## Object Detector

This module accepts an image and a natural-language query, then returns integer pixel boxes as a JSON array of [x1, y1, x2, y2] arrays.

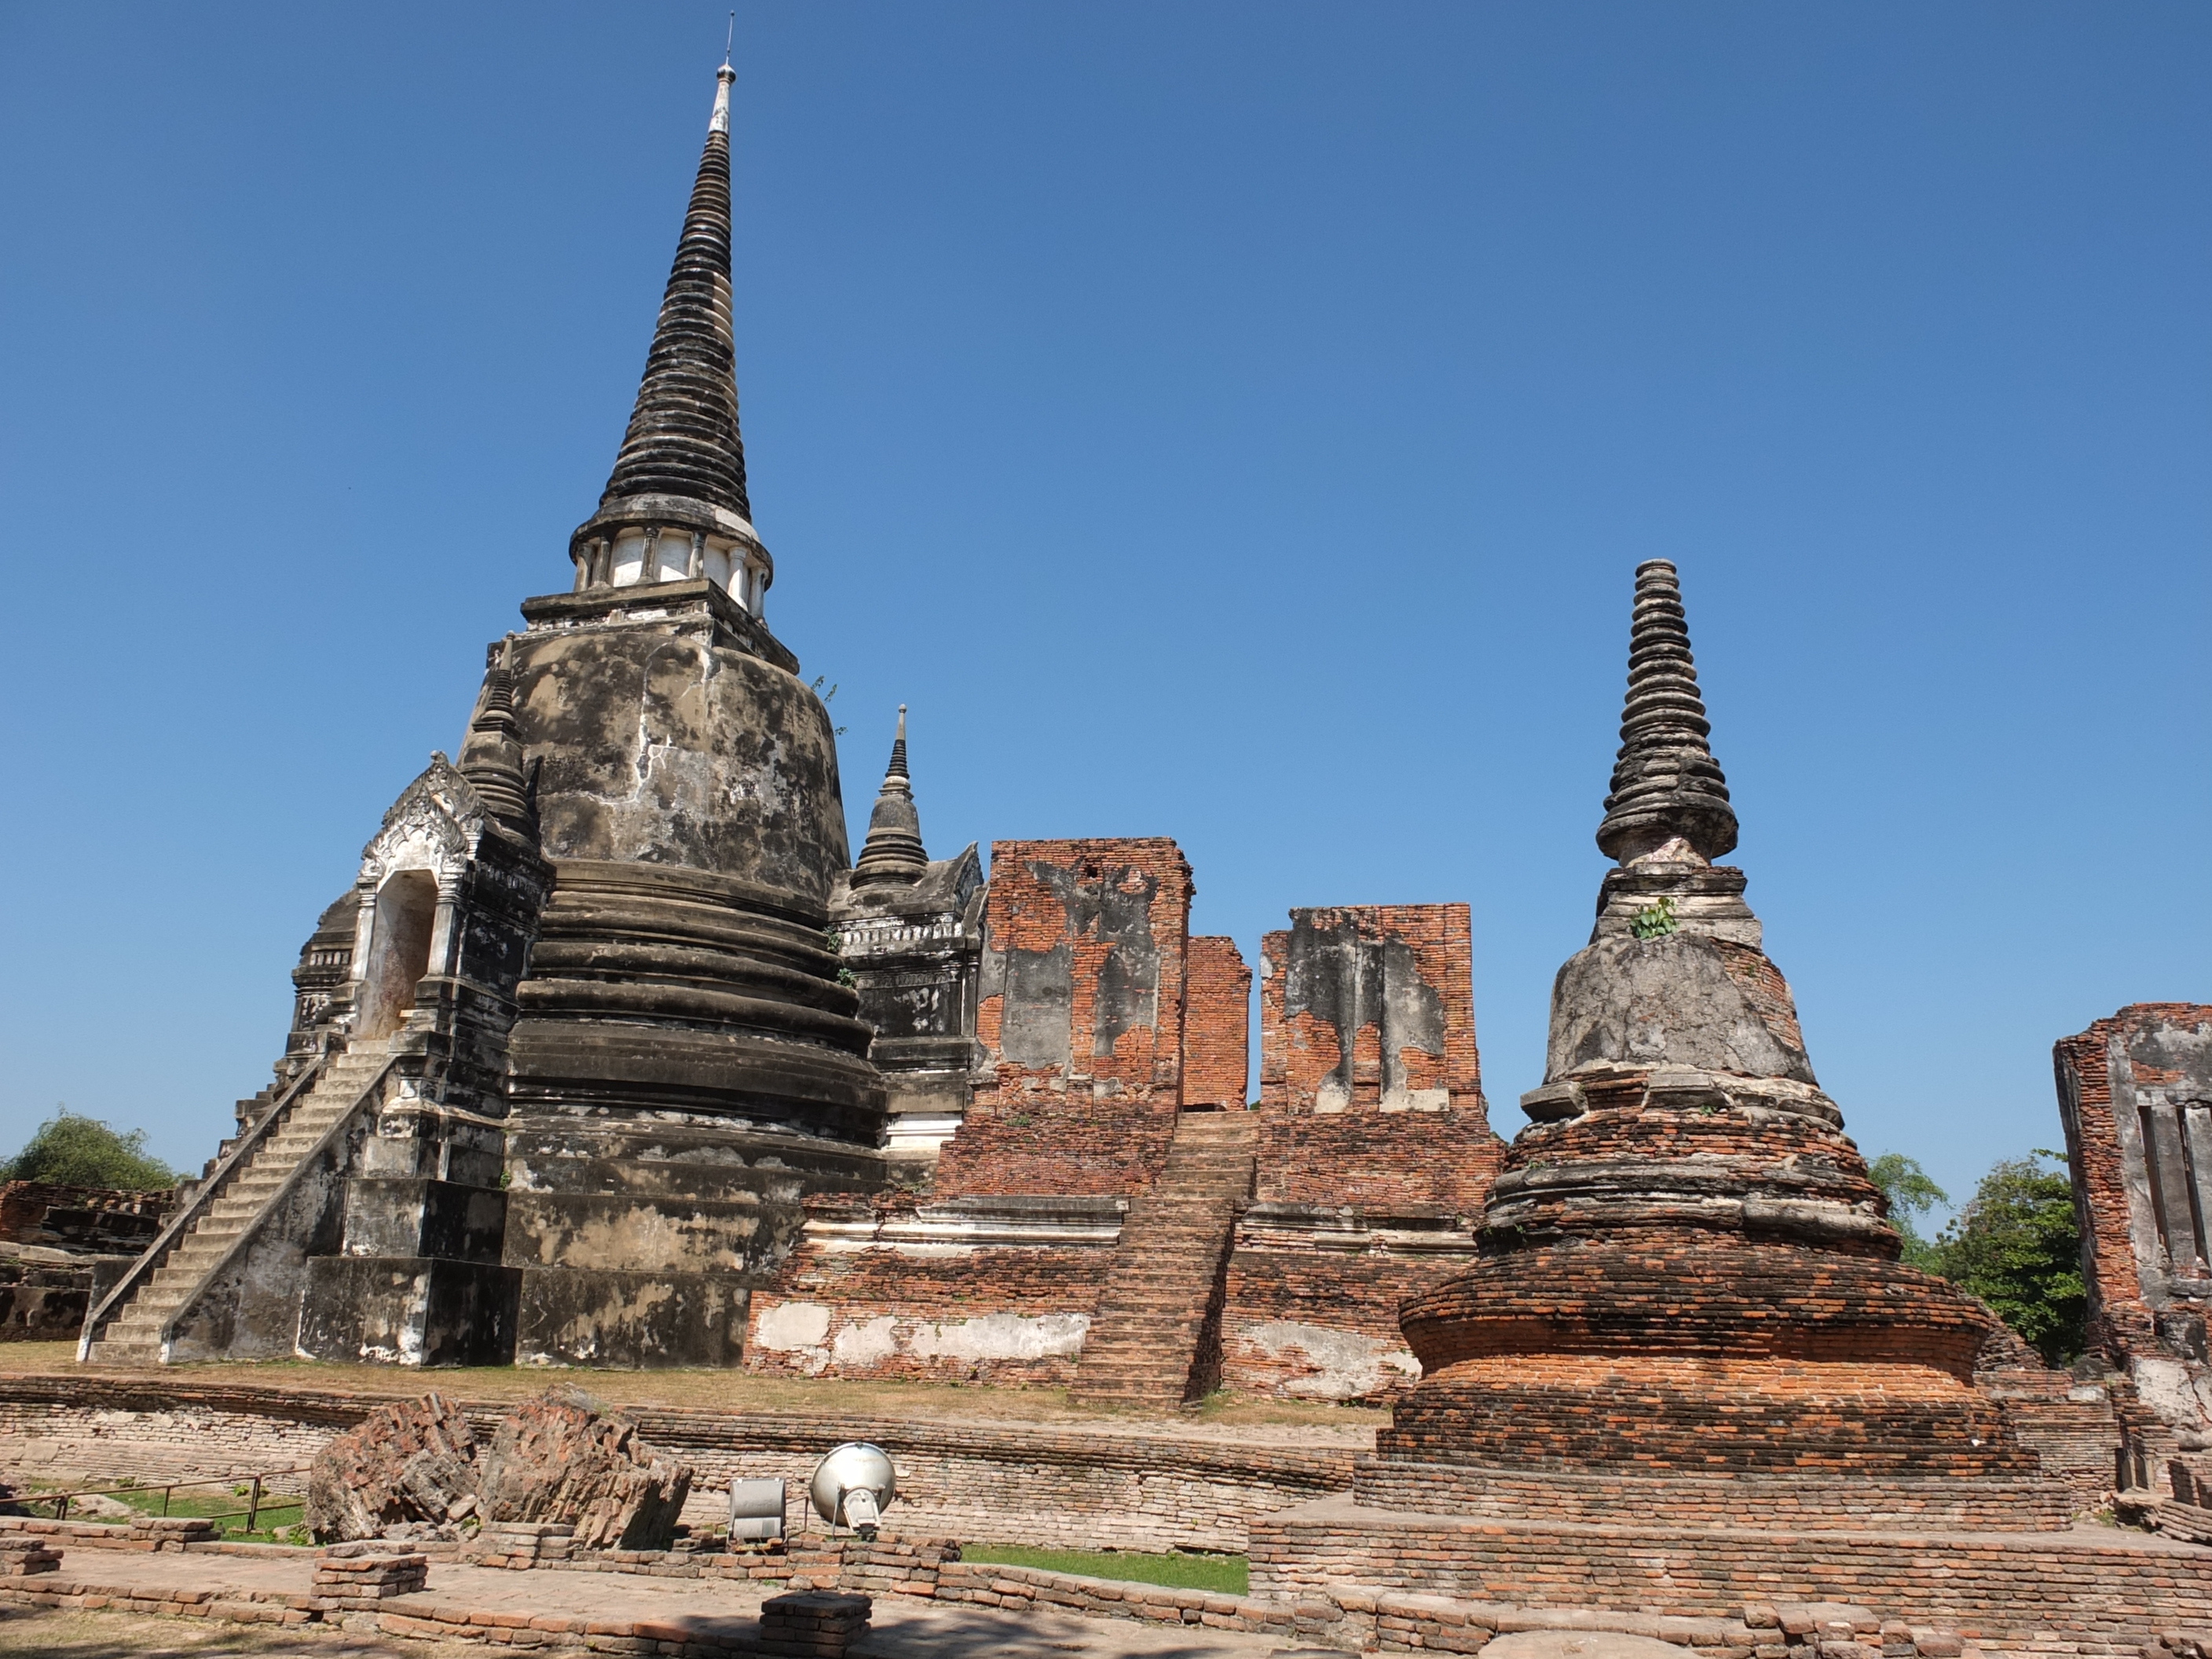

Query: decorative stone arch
[[342, 756, 488, 1042]]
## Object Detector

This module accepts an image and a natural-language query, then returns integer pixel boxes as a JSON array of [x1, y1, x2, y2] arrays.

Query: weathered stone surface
[[832, 711, 987, 1172], [306, 1391, 478, 1542], [474, 1385, 693, 1550]]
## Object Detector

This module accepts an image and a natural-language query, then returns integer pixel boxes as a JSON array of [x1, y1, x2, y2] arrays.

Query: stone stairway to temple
[[83, 1041, 395, 1364], [1071, 1110, 1256, 1407]]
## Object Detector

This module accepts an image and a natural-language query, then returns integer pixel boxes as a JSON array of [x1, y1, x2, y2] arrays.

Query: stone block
[[512, 1266, 746, 1368], [298, 1255, 521, 1368]]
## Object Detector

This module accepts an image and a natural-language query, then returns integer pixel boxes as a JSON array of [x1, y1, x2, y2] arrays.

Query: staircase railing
[[77, 1053, 335, 1360]]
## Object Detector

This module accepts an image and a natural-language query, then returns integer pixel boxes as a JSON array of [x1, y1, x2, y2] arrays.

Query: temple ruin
[[75, 60, 1502, 1388]]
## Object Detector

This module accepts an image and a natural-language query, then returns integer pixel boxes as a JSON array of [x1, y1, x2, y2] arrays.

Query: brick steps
[[1071, 1111, 1255, 1407], [84, 1045, 394, 1364]]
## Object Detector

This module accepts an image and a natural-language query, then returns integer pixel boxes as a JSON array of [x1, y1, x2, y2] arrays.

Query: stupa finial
[[457, 640, 537, 837], [1595, 560, 1738, 864], [851, 707, 928, 888], [887, 705, 910, 782]]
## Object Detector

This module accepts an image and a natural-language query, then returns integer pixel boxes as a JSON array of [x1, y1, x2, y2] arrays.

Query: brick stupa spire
[[1367, 562, 2049, 1513], [1596, 559, 1737, 863], [851, 708, 929, 889]]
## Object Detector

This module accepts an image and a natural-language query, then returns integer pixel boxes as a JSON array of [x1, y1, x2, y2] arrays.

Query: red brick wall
[[1254, 905, 1500, 1213], [1221, 1243, 1470, 1401], [1181, 936, 1251, 1108], [934, 839, 1192, 1197]]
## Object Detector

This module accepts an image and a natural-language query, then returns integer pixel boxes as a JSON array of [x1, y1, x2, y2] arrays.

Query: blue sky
[[0, 3, 2203, 1216]]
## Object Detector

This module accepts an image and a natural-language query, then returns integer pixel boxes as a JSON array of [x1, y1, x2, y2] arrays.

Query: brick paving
[[5, 1544, 1290, 1659]]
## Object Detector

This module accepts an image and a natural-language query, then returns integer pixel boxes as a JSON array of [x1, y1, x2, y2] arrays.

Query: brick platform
[[1350, 1456, 2077, 1532], [1250, 1495, 2212, 1653]]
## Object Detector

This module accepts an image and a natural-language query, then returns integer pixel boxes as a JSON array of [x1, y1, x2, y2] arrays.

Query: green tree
[[1931, 1151, 2086, 1368], [0, 1108, 177, 1192], [1867, 1152, 1948, 1271]]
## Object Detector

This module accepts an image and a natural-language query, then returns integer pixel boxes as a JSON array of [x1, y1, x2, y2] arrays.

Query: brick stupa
[[1363, 559, 2062, 1526]]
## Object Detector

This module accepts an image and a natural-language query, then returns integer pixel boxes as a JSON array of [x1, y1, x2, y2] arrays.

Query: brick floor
[[13, 1544, 1291, 1659]]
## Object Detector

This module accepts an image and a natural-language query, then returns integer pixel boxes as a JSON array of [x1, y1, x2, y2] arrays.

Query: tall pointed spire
[[851, 707, 929, 889], [567, 62, 772, 613], [1595, 560, 1738, 864], [601, 63, 749, 518]]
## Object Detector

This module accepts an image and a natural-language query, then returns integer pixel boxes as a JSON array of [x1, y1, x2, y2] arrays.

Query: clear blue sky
[[1, 4, 2203, 1216]]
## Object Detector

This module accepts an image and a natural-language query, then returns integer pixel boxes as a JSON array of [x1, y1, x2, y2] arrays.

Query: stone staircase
[[83, 1042, 394, 1364], [1071, 1110, 1256, 1407]]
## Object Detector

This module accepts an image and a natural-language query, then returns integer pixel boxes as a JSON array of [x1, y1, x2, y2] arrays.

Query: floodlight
[[729, 1478, 786, 1542], [808, 1442, 895, 1538]]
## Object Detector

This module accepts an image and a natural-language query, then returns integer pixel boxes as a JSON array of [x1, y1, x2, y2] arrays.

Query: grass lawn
[[959, 1543, 1248, 1595], [16, 1476, 304, 1542], [0, 1342, 1384, 1438]]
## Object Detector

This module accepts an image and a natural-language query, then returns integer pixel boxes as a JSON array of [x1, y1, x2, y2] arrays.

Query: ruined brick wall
[[1254, 905, 1500, 1213], [1218, 904, 1501, 1400], [0, 1374, 1351, 1553], [932, 839, 1192, 1197], [1221, 1236, 1473, 1401], [1181, 936, 1251, 1108], [2055, 1004, 2212, 1361], [0, 1181, 169, 1253], [743, 1203, 1111, 1386], [1250, 1507, 2212, 1638]]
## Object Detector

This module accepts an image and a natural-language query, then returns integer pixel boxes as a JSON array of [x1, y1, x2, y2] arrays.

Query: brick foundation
[[1250, 1495, 2212, 1652]]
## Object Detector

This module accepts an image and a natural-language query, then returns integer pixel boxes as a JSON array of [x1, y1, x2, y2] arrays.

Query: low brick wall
[[0, 1373, 1354, 1553], [0, 1520, 2177, 1659], [1251, 1496, 2212, 1654], [1350, 1457, 2078, 1533]]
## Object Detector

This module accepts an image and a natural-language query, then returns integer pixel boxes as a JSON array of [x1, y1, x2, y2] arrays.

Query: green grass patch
[[959, 1543, 1247, 1595], [20, 1480, 304, 1542]]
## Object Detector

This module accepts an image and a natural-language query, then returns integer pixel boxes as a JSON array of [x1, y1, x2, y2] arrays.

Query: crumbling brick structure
[[932, 838, 1194, 1198], [1217, 905, 1501, 1401], [2056, 1003, 2212, 1489], [1182, 936, 1252, 1108], [1309, 558, 2072, 1599], [1254, 905, 1492, 1210]]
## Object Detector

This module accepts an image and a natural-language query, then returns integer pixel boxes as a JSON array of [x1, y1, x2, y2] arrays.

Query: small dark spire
[[458, 642, 537, 838], [1595, 560, 1738, 864], [598, 63, 751, 520], [851, 707, 928, 888]]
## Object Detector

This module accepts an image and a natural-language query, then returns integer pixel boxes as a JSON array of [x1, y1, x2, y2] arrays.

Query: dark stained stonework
[[597, 62, 751, 522], [831, 712, 986, 1174], [82, 63, 888, 1372]]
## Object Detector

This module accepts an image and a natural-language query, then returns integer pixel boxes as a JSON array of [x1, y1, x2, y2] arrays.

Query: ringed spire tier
[[568, 61, 773, 617], [1595, 558, 1737, 864]]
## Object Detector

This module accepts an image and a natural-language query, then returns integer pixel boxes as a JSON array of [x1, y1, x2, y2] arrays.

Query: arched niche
[[356, 870, 440, 1040]]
